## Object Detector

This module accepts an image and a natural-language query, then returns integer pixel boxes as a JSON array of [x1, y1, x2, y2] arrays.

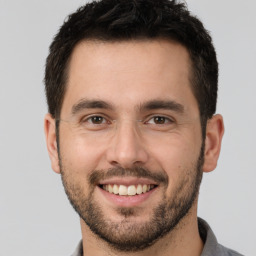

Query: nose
[[106, 120, 149, 168]]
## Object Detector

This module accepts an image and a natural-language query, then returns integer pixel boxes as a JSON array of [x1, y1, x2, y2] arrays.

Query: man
[[44, 0, 242, 255]]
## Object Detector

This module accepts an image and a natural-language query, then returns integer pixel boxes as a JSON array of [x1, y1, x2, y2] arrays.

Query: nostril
[[110, 160, 119, 167]]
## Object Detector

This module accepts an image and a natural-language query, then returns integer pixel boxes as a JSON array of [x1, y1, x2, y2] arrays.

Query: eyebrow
[[139, 100, 184, 113], [71, 99, 114, 115], [71, 98, 184, 116]]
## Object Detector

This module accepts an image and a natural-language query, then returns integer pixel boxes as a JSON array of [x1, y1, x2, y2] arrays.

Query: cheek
[[149, 131, 202, 182], [59, 128, 107, 173]]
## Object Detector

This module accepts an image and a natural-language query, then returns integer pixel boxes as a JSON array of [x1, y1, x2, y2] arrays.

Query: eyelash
[[145, 116, 174, 125], [80, 114, 175, 126], [80, 115, 110, 126]]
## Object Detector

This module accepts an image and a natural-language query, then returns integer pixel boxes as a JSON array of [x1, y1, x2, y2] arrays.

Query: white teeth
[[136, 184, 143, 195], [113, 184, 119, 194], [119, 185, 128, 196], [102, 184, 154, 196], [127, 185, 136, 196], [108, 184, 113, 193]]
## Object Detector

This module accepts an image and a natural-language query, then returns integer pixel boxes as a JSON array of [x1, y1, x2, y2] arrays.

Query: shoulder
[[216, 244, 244, 256], [198, 218, 244, 256]]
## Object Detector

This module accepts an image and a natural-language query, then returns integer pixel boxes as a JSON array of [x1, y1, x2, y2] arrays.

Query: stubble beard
[[59, 146, 204, 252]]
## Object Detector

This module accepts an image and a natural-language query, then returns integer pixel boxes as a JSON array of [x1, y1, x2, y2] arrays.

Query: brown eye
[[153, 116, 166, 124], [79, 115, 110, 131], [146, 115, 174, 126], [89, 116, 105, 124]]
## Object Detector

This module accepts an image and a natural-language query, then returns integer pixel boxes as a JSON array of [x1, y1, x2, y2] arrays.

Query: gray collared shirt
[[71, 218, 244, 256]]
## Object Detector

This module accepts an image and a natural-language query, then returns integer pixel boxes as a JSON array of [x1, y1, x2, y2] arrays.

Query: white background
[[0, 0, 255, 255]]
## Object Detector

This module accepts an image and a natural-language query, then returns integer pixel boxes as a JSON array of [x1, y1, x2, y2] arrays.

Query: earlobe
[[203, 114, 224, 173], [44, 113, 60, 174]]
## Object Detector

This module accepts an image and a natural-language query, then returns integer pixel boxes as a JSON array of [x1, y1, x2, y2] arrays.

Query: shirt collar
[[71, 218, 238, 256]]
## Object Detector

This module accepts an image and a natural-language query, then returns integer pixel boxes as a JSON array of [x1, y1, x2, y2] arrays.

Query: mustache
[[89, 166, 168, 185]]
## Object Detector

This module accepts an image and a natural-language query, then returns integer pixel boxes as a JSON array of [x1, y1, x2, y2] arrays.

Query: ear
[[44, 113, 60, 174], [203, 114, 224, 173]]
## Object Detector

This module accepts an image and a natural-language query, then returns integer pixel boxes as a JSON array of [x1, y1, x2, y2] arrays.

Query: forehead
[[61, 39, 198, 117]]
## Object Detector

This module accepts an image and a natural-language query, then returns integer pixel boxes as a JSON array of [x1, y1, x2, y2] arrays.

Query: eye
[[87, 116, 106, 124], [80, 115, 110, 128], [146, 116, 173, 125], [77, 114, 113, 132]]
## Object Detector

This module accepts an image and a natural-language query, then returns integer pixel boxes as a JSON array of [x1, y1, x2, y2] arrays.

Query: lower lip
[[98, 186, 157, 207]]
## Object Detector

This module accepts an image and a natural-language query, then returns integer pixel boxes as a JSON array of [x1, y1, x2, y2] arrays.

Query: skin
[[45, 40, 224, 256]]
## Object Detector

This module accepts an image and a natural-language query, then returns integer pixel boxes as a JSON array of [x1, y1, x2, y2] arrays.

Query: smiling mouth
[[99, 184, 157, 196]]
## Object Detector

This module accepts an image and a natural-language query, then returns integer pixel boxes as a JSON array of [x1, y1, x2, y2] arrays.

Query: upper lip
[[98, 177, 159, 186]]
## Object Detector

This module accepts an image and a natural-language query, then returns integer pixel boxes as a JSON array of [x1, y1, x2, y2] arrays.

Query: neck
[[80, 204, 203, 256]]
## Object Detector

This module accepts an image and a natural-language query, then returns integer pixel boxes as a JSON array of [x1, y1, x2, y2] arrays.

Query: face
[[50, 40, 206, 251]]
